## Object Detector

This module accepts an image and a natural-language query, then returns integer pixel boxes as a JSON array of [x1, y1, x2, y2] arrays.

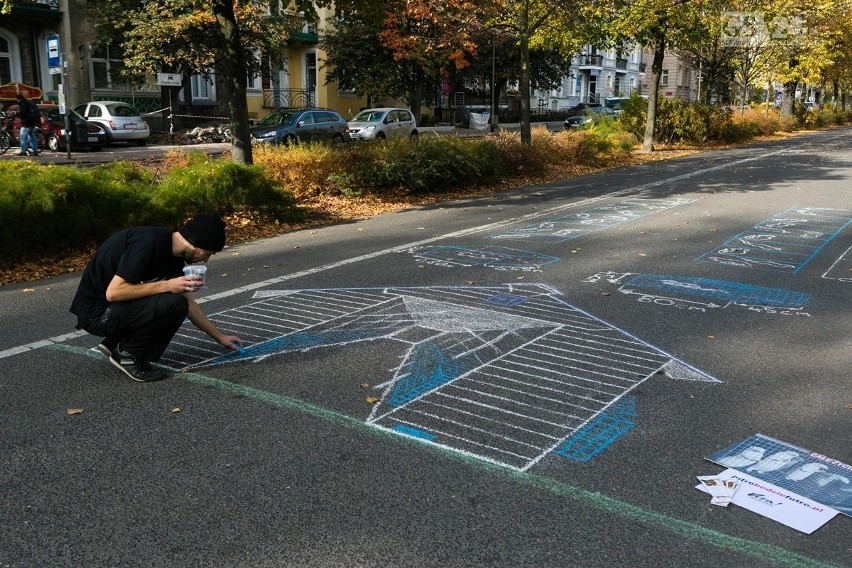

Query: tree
[[332, 0, 594, 144], [322, 8, 571, 126], [608, 0, 706, 152], [320, 8, 448, 121], [84, 0, 306, 164]]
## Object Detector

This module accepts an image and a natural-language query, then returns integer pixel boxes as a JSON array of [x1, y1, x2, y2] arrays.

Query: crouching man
[[70, 213, 243, 382]]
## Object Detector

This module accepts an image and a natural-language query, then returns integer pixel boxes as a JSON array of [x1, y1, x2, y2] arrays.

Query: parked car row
[[2, 103, 106, 151], [1, 100, 151, 152], [249, 107, 418, 145]]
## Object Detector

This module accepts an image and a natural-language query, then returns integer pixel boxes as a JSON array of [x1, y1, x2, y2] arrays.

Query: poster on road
[[707, 433, 852, 516], [701, 434, 851, 532]]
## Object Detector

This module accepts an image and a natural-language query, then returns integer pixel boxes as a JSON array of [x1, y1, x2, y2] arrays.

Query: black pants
[[83, 294, 189, 362]]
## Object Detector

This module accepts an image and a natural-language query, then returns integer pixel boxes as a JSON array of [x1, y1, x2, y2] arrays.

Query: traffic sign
[[46, 35, 60, 69], [157, 73, 182, 87]]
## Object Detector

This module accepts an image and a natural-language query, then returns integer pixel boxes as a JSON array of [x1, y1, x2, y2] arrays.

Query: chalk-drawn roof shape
[[402, 296, 554, 332], [161, 284, 719, 472]]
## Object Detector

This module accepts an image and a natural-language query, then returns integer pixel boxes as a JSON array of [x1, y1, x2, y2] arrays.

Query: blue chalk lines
[[489, 197, 694, 243], [555, 396, 636, 462], [695, 207, 851, 273], [585, 272, 812, 316], [404, 245, 559, 271]]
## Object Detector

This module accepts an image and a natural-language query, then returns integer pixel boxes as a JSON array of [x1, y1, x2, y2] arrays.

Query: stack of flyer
[[696, 475, 741, 507]]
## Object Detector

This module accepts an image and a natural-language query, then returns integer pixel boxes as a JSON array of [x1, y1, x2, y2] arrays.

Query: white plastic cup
[[183, 264, 207, 291]]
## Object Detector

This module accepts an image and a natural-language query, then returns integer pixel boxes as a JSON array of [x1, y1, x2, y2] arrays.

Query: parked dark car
[[564, 107, 617, 130], [250, 107, 349, 145], [566, 102, 603, 117], [6, 103, 106, 151]]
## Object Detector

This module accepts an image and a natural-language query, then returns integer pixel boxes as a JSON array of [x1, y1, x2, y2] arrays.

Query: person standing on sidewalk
[[16, 94, 40, 156], [70, 213, 244, 382]]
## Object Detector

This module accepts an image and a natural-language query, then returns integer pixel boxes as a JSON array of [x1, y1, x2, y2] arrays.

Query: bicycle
[[0, 110, 17, 154]]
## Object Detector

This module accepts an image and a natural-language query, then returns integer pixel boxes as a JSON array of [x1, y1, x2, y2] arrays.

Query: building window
[[91, 43, 125, 89], [0, 36, 11, 84], [0, 30, 20, 84], [190, 73, 216, 103], [660, 69, 669, 86]]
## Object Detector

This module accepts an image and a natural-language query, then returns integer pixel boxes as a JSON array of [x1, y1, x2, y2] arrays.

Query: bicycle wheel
[[0, 132, 11, 154]]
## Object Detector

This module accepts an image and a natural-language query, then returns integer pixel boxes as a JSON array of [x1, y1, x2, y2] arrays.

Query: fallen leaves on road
[[66, 408, 84, 416], [366, 396, 380, 405]]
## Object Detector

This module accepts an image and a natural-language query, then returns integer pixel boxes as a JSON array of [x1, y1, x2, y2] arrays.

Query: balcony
[[615, 58, 628, 70], [10, 0, 61, 18], [578, 54, 604, 69], [263, 88, 316, 109]]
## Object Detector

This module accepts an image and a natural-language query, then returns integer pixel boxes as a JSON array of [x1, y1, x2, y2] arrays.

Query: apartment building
[[0, 0, 366, 127], [532, 45, 645, 111]]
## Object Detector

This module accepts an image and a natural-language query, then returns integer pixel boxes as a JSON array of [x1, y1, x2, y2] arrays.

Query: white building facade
[[532, 45, 645, 111]]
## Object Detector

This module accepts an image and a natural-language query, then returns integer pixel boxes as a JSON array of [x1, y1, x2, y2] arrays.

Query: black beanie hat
[[178, 213, 226, 252]]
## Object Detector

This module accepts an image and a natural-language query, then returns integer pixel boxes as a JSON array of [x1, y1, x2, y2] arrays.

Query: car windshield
[[257, 111, 298, 126], [351, 110, 386, 123]]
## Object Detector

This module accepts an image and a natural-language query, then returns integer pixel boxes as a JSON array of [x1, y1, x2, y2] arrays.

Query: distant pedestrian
[[70, 213, 243, 382], [16, 93, 40, 156]]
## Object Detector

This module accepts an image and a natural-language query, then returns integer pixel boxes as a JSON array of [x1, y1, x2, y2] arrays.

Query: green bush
[[154, 151, 300, 223], [1, 153, 302, 255], [0, 161, 157, 252]]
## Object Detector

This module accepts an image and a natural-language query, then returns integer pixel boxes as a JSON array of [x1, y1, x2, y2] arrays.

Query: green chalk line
[[57, 344, 841, 568]]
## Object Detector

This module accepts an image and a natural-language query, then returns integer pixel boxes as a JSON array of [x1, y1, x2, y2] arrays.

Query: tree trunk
[[213, 0, 252, 165], [642, 33, 666, 153], [518, 33, 531, 145], [781, 80, 796, 116], [411, 78, 423, 124]]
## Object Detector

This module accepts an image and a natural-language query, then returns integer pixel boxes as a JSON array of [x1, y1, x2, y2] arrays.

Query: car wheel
[[409, 130, 418, 140], [283, 134, 298, 146], [46, 134, 61, 152], [375, 132, 386, 140], [103, 132, 114, 148], [332, 133, 344, 143], [135, 139, 147, 146]]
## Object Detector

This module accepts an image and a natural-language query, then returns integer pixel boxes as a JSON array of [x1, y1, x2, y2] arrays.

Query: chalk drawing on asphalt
[[555, 396, 636, 462], [822, 244, 852, 282], [488, 197, 694, 243], [695, 207, 852, 273], [584, 272, 812, 316], [159, 284, 718, 471], [402, 245, 559, 272]]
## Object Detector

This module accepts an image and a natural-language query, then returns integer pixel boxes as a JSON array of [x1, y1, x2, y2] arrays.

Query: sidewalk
[[0, 121, 567, 166], [0, 141, 230, 166]]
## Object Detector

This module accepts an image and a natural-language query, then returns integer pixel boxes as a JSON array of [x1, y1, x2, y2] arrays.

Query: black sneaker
[[95, 337, 119, 358], [109, 352, 166, 382]]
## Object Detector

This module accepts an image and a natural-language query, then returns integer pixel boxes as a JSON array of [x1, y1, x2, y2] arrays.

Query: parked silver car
[[73, 101, 150, 146], [250, 107, 350, 145], [347, 107, 418, 140]]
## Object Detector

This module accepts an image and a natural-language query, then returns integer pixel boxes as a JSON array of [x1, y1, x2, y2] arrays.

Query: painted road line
[[48, 343, 843, 568], [0, 141, 809, 362]]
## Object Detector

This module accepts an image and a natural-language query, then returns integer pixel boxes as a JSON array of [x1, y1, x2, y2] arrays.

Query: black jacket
[[18, 100, 40, 128]]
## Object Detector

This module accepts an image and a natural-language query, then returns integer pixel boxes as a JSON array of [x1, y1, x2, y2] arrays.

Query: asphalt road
[[1, 129, 850, 567]]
